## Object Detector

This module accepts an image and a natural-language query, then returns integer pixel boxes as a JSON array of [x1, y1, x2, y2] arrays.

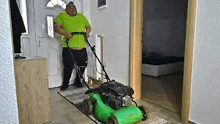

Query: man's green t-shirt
[[54, 12, 90, 47]]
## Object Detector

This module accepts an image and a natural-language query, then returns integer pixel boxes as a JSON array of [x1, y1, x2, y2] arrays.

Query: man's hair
[[66, 2, 74, 8]]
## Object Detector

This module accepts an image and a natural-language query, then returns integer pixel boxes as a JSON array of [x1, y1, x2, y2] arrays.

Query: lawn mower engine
[[100, 80, 134, 110], [83, 80, 148, 124]]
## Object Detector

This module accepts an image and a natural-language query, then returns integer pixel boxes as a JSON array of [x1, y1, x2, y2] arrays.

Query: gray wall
[[90, 0, 130, 85], [189, 0, 220, 123], [0, 0, 19, 123], [143, 0, 188, 58]]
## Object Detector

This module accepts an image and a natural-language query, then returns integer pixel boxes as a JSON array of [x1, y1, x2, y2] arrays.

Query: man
[[54, 2, 91, 91]]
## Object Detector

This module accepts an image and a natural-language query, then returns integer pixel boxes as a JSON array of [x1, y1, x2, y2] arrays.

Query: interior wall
[[143, 0, 188, 58], [90, 0, 130, 85], [0, 0, 19, 123], [189, 0, 220, 123]]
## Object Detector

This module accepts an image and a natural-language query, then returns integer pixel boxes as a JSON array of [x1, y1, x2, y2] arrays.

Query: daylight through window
[[47, 0, 66, 9], [47, 16, 54, 38], [21, 0, 28, 34], [98, 0, 107, 8]]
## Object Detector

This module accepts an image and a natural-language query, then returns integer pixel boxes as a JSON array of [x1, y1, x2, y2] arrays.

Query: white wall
[[189, 0, 220, 123], [0, 0, 19, 123], [143, 0, 188, 58], [90, 0, 130, 85]]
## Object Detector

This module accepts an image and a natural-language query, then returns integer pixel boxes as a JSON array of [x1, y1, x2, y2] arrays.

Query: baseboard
[[189, 120, 199, 124]]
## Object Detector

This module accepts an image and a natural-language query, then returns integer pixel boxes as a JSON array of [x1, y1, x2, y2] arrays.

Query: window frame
[[46, 15, 54, 38], [97, 0, 107, 10]]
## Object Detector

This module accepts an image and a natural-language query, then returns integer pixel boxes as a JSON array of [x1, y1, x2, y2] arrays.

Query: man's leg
[[60, 48, 74, 91], [74, 67, 86, 87], [62, 66, 74, 88], [73, 48, 88, 88]]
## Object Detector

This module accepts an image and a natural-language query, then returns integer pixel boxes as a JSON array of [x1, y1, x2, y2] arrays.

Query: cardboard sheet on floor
[[144, 116, 168, 124], [58, 86, 176, 124], [58, 86, 102, 124]]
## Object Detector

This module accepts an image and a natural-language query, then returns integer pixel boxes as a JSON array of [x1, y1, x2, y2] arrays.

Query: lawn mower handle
[[65, 37, 91, 90], [71, 32, 111, 82]]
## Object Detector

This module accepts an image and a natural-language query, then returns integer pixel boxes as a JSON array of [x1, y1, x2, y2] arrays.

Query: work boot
[[74, 79, 83, 88], [74, 67, 86, 88], [60, 85, 68, 91], [74, 83, 83, 88]]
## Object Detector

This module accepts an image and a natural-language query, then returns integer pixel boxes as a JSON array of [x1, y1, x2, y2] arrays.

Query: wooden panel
[[129, 0, 143, 100], [14, 58, 51, 124], [182, 0, 198, 124]]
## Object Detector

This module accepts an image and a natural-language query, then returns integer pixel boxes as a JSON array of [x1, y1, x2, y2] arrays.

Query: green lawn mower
[[81, 80, 148, 124], [66, 32, 148, 124]]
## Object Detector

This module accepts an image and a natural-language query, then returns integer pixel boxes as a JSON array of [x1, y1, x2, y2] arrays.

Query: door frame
[[129, 0, 198, 124]]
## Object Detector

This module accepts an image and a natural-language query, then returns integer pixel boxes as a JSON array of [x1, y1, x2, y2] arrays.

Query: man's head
[[65, 2, 77, 16]]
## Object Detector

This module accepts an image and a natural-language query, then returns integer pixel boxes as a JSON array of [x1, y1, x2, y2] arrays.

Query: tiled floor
[[47, 86, 182, 124]]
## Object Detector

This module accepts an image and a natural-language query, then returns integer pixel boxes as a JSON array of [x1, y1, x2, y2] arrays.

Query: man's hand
[[65, 32, 73, 39], [85, 33, 90, 38], [55, 24, 73, 39], [85, 25, 91, 38]]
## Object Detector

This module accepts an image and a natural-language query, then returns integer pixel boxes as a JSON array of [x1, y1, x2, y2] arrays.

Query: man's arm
[[85, 25, 91, 38], [54, 23, 72, 39]]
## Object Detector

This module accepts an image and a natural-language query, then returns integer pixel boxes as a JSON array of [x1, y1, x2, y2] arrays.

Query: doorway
[[141, 0, 188, 115], [129, 0, 197, 123]]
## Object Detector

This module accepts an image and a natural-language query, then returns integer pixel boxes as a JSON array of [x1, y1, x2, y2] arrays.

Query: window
[[47, 0, 66, 9], [20, 0, 28, 34], [98, 0, 107, 9], [46, 0, 66, 38], [47, 16, 54, 38]]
